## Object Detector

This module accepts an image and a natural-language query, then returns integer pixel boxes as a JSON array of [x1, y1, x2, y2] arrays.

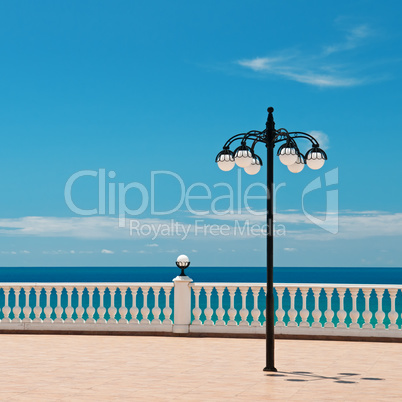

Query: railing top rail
[[191, 282, 402, 289], [0, 282, 400, 289], [0, 282, 174, 287]]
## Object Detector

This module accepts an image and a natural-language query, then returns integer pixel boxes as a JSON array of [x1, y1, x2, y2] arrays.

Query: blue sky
[[0, 1, 401, 267]]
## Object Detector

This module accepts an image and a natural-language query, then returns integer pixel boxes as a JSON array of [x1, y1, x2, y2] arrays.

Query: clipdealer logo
[[64, 168, 338, 237]]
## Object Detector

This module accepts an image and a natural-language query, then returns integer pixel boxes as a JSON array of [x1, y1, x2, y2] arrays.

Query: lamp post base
[[263, 366, 278, 372]]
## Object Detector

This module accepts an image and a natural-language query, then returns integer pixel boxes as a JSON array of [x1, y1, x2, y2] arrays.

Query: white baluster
[[287, 288, 298, 327], [204, 286, 214, 325], [2, 287, 11, 323], [151, 287, 161, 325], [275, 287, 285, 327], [388, 289, 399, 330], [349, 288, 360, 329], [140, 286, 150, 324], [97, 287, 107, 323], [75, 287, 85, 323], [108, 286, 118, 324], [64, 287, 74, 323], [192, 287, 202, 325], [251, 286, 261, 327], [162, 287, 172, 325], [299, 287, 310, 327], [129, 286, 139, 324], [214, 286, 226, 326], [375, 289, 386, 329], [86, 286, 96, 324], [324, 287, 335, 328], [336, 287, 347, 328], [54, 287, 64, 323], [362, 288, 373, 329], [239, 286, 249, 326], [12, 287, 22, 323], [33, 287, 43, 322], [119, 287, 129, 324], [227, 286, 237, 326], [311, 287, 323, 328], [263, 287, 266, 327], [43, 286, 53, 323], [22, 287, 32, 323]]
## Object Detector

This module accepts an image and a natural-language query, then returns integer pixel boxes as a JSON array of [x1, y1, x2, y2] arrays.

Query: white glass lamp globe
[[234, 147, 253, 168], [288, 156, 305, 173], [244, 157, 261, 175], [278, 146, 298, 166], [176, 254, 189, 266], [217, 153, 235, 172], [306, 149, 326, 170]]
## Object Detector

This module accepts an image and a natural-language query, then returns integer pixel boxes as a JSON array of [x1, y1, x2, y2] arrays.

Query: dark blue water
[[0, 266, 401, 284]]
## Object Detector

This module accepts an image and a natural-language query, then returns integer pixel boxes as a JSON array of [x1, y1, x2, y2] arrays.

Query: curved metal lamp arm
[[223, 130, 264, 148], [279, 131, 320, 147], [221, 130, 320, 151]]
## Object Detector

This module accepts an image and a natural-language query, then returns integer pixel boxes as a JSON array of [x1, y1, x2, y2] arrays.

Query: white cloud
[[236, 23, 374, 88], [42, 250, 69, 255], [284, 247, 297, 252], [0, 216, 176, 239], [237, 55, 362, 88], [323, 24, 372, 55], [238, 56, 288, 71], [20, 250, 30, 254], [309, 131, 330, 150], [201, 210, 402, 241], [1, 208, 401, 245], [101, 249, 114, 254]]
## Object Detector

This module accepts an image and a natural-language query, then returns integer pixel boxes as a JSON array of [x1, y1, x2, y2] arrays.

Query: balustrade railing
[[0, 280, 400, 338], [0, 283, 174, 331], [190, 283, 402, 337]]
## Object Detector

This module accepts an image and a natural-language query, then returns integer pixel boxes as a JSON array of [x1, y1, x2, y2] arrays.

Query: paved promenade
[[0, 334, 400, 401]]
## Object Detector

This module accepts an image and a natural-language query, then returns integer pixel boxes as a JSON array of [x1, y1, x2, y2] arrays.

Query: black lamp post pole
[[215, 106, 327, 372], [264, 107, 277, 372]]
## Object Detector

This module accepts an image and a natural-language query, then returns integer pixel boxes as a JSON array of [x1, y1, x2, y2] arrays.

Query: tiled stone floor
[[0, 334, 400, 401]]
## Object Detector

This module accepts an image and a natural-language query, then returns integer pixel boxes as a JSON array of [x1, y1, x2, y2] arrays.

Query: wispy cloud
[[236, 23, 374, 88], [203, 210, 402, 240], [323, 24, 372, 55], [308, 131, 329, 150], [42, 250, 73, 255], [0, 216, 171, 239], [237, 54, 362, 88], [1, 210, 401, 242], [101, 249, 114, 254]]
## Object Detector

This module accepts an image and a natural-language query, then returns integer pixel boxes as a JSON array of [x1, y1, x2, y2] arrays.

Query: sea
[[0, 266, 401, 284]]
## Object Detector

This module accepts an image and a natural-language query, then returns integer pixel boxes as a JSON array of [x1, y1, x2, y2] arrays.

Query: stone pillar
[[173, 275, 193, 333]]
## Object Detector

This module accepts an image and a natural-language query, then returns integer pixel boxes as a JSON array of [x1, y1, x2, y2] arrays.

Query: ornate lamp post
[[215, 107, 327, 372]]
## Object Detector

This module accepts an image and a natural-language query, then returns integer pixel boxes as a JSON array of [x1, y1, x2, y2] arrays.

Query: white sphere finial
[[176, 254, 189, 264], [176, 254, 190, 276]]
